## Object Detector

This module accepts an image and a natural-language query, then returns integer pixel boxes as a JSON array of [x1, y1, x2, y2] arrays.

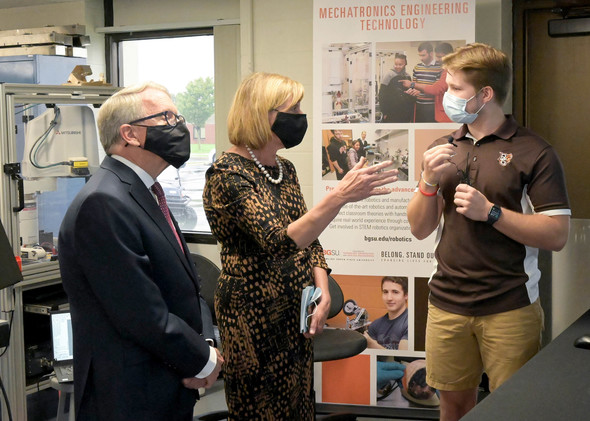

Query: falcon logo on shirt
[[497, 152, 513, 167]]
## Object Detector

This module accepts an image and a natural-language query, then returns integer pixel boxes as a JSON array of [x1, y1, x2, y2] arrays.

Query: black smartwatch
[[486, 204, 502, 225]]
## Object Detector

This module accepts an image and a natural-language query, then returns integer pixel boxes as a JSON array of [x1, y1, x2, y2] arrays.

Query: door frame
[[513, 0, 590, 123]]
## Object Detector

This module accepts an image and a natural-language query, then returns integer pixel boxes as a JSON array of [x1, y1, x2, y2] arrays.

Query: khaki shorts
[[425, 300, 543, 392]]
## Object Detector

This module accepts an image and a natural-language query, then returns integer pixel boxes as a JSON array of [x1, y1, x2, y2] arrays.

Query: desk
[[462, 309, 590, 421]]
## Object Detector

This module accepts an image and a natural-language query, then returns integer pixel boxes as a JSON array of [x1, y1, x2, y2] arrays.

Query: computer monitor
[[50, 310, 74, 383], [50, 310, 73, 361]]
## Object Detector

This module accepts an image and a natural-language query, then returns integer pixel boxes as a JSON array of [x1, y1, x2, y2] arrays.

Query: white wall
[[112, 0, 239, 26], [0, 1, 85, 29], [249, 0, 315, 203], [552, 219, 590, 338], [84, 0, 106, 81]]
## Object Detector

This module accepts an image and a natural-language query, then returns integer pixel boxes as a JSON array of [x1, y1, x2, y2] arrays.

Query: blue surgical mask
[[442, 91, 486, 124]]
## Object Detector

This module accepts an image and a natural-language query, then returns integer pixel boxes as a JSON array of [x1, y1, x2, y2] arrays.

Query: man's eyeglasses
[[450, 152, 472, 186], [128, 111, 185, 127]]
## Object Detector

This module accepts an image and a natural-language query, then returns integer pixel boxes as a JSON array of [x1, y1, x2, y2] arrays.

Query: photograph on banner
[[322, 128, 353, 180], [328, 274, 429, 352], [321, 43, 371, 124], [321, 128, 408, 181], [376, 40, 466, 123], [376, 356, 439, 409], [321, 354, 372, 406], [363, 276, 409, 351]]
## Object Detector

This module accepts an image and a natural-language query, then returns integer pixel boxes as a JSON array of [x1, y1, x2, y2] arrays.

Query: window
[[108, 30, 215, 237]]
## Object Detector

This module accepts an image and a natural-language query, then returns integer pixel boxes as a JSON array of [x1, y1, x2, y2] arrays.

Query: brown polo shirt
[[426, 115, 570, 316]]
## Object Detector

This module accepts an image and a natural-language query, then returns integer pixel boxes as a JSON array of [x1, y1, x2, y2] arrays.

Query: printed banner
[[312, 0, 475, 410]]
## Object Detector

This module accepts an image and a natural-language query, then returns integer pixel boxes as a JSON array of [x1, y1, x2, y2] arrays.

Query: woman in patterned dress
[[203, 72, 398, 420]]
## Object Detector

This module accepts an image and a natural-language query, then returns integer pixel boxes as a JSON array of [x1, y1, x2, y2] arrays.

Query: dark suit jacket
[[58, 156, 212, 421]]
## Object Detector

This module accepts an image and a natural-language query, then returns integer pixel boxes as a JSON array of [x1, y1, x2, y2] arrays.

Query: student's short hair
[[227, 72, 304, 149], [435, 42, 454, 56], [97, 81, 170, 154], [417, 42, 433, 53], [442, 42, 511, 105], [381, 276, 408, 295], [394, 53, 407, 64]]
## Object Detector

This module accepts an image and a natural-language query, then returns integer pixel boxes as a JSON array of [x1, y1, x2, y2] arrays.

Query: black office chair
[[190, 253, 229, 421], [313, 276, 367, 362], [191, 253, 221, 325]]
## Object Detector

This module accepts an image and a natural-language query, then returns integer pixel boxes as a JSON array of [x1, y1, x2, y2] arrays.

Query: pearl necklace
[[245, 145, 283, 184]]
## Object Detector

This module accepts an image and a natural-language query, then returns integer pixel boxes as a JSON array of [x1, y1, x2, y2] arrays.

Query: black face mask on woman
[[143, 122, 191, 168], [271, 112, 308, 149]]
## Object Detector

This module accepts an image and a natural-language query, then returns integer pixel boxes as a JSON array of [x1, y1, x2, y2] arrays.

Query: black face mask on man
[[143, 122, 191, 169], [271, 112, 308, 149]]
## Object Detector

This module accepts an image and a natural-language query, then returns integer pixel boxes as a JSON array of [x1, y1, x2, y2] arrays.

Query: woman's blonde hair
[[443, 43, 511, 105], [97, 81, 170, 153], [227, 72, 304, 149]]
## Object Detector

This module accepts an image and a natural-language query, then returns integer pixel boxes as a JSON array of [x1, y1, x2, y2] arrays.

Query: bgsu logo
[[324, 249, 340, 256], [497, 152, 513, 167]]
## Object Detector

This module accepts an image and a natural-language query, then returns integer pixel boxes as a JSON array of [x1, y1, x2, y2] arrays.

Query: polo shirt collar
[[450, 115, 519, 143]]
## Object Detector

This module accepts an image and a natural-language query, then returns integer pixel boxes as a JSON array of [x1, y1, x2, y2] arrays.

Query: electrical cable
[[0, 373, 13, 421], [14, 104, 36, 114], [28, 106, 71, 169]]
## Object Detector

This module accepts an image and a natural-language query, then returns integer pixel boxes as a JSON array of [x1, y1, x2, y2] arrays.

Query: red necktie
[[151, 182, 184, 251]]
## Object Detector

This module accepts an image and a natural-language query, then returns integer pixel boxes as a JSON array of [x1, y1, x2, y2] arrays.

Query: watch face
[[487, 205, 501, 224]]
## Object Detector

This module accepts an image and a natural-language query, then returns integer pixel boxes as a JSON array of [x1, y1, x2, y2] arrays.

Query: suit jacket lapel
[[102, 157, 200, 290]]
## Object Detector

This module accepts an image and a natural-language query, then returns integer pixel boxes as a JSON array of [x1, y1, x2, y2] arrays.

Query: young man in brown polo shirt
[[407, 43, 570, 421]]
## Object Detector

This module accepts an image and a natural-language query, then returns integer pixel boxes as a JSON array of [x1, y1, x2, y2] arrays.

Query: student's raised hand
[[422, 143, 456, 186], [454, 183, 491, 222]]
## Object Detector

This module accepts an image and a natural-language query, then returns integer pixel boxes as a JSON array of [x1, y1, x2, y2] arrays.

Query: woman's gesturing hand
[[333, 157, 398, 203]]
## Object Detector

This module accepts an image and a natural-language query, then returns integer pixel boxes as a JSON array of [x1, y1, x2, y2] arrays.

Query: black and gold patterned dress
[[203, 152, 329, 420]]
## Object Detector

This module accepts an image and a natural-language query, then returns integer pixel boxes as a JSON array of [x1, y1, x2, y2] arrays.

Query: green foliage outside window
[[175, 77, 214, 139]]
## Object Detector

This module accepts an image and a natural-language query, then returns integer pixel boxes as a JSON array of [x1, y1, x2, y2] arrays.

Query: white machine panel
[[22, 105, 100, 179]]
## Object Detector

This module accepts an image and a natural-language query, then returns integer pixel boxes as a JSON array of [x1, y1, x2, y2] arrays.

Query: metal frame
[[0, 83, 116, 420]]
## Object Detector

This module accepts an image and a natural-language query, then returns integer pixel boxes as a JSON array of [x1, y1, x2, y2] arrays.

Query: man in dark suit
[[58, 82, 223, 421]]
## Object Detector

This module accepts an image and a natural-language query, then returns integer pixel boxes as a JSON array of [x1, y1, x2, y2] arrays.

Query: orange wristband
[[418, 184, 438, 197]]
